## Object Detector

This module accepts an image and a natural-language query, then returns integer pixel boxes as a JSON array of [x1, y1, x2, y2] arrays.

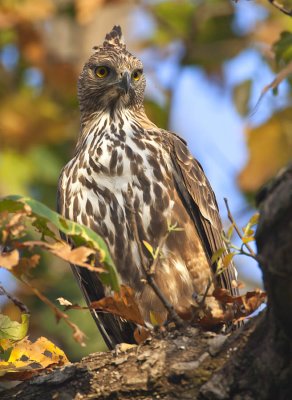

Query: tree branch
[[224, 197, 256, 258]]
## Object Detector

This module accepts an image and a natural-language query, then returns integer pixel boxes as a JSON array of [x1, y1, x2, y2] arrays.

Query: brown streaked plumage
[[57, 26, 239, 349]]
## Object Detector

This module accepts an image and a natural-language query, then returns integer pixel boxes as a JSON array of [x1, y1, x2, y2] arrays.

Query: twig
[[268, 0, 292, 16], [148, 230, 170, 275], [22, 279, 87, 346], [0, 283, 30, 314], [224, 198, 256, 258], [250, 61, 292, 117], [127, 200, 184, 328]]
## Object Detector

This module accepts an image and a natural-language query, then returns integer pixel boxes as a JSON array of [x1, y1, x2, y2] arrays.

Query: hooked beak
[[118, 72, 131, 94]]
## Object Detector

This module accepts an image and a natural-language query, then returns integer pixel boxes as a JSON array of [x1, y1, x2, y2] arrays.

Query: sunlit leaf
[[222, 253, 234, 268], [242, 236, 255, 244], [0, 249, 19, 270], [249, 213, 260, 226], [0, 336, 69, 380], [211, 248, 225, 264], [227, 224, 234, 239], [142, 240, 155, 258], [238, 108, 292, 193], [0, 314, 29, 342]]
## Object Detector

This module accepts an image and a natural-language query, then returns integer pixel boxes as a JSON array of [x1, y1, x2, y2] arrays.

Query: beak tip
[[119, 72, 131, 94]]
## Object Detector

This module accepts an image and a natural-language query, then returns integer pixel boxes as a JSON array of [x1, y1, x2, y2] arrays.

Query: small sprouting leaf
[[168, 222, 184, 232], [211, 248, 225, 264], [243, 228, 254, 237], [242, 236, 255, 244], [142, 240, 155, 258], [249, 213, 260, 226], [222, 253, 234, 268], [227, 224, 234, 239]]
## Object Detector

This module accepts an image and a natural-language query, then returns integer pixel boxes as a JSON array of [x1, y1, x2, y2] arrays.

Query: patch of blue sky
[[0, 44, 19, 70], [24, 67, 44, 89], [232, 0, 269, 35]]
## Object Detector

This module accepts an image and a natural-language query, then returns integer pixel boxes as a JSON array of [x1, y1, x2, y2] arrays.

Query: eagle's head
[[78, 26, 146, 115]]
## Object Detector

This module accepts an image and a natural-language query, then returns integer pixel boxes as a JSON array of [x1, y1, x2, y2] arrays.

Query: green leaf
[[0, 196, 120, 292], [233, 80, 252, 116], [211, 248, 225, 264], [273, 31, 292, 66], [0, 314, 29, 341]]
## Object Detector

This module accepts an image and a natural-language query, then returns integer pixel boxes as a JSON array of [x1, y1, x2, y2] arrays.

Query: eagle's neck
[[78, 106, 157, 144]]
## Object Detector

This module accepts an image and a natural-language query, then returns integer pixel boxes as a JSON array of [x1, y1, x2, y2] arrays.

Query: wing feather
[[57, 173, 135, 349], [168, 133, 239, 297]]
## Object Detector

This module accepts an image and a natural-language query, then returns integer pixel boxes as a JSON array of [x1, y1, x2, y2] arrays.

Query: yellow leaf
[[142, 240, 154, 257], [222, 253, 234, 267], [238, 109, 292, 192], [227, 224, 234, 239], [249, 213, 260, 226], [242, 237, 255, 244], [244, 228, 254, 237], [0, 337, 69, 380], [149, 311, 164, 326], [0, 250, 19, 270]]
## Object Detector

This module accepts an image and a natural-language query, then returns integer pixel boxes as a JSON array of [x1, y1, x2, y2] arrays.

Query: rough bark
[[1, 164, 291, 400]]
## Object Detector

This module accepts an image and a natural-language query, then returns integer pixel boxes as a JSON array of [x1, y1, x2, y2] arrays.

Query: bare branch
[[251, 60, 292, 116], [22, 279, 87, 346], [268, 0, 292, 16], [0, 283, 29, 314]]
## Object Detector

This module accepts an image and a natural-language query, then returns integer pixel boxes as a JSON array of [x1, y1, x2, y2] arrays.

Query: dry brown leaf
[[241, 289, 267, 315], [213, 288, 266, 318], [56, 297, 73, 307], [22, 240, 104, 272], [134, 327, 150, 344], [90, 285, 145, 326]]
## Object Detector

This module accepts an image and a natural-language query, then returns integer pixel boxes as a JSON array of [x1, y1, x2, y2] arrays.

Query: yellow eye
[[132, 70, 142, 81], [95, 66, 110, 78]]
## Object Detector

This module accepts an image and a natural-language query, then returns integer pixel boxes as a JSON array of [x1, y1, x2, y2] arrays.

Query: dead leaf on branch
[[0, 337, 69, 381], [56, 297, 73, 307], [90, 285, 145, 326], [134, 327, 151, 344], [213, 288, 266, 320], [21, 240, 105, 272]]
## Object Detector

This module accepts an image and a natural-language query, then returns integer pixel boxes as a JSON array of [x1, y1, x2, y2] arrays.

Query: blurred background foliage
[[0, 0, 291, 361]]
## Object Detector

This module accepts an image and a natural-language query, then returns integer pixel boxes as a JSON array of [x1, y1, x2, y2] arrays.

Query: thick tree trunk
[[1, 165, 291, 400]]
